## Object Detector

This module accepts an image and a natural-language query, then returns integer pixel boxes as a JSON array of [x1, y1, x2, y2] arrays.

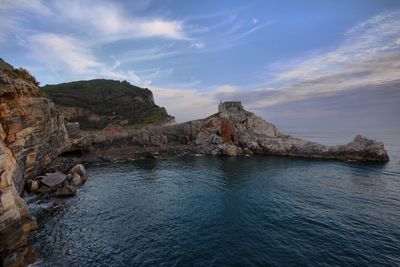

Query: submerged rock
[[55, 186, 77, 197]]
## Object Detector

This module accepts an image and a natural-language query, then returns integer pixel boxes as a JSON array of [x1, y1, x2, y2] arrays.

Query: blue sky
[[1, 0, 399, 127]]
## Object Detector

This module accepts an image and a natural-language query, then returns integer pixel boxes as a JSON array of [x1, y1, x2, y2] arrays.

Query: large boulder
[[70, 164, 87, 182]]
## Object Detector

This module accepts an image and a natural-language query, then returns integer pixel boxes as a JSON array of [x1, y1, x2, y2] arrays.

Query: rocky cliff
[[0, 59, 70, 266], [41, 79, 175, 130], [75, 101, 389, 162]]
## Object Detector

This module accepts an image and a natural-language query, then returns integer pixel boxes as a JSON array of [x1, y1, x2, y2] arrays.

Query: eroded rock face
[[0, 59, 70, 266], [0, 66, 70, 193], [0, 123, 37, 265]]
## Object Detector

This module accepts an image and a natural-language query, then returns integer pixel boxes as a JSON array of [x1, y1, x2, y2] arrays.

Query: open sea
[[28, 128, 400, 266]]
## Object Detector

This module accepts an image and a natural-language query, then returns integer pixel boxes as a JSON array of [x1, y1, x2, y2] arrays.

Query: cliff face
[[0, 123, 37, 259], [0, 65, 69, 193], [41, 79, 175, 130], [0, 59, 70, 265], [75, 102, 388, 162]]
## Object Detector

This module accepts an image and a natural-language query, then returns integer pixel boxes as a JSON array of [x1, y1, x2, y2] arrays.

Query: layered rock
[[0, 61, 70, 193], [0, 59, 70, 266], [0, 123, 37, 266], [75, 101, 389, 162]]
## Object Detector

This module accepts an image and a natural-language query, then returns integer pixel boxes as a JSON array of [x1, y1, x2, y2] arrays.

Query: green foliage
[[4, 67, 40, 86], [41, 79, 173, 130]]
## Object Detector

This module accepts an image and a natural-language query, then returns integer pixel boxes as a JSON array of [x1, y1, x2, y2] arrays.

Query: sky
[[1, 0, 400, 128]]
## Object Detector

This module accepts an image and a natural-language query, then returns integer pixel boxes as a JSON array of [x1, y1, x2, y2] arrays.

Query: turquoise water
[[29, 128, 400, 266]]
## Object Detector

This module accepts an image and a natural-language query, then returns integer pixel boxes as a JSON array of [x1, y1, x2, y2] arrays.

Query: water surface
[[29, 128, 400, 266]]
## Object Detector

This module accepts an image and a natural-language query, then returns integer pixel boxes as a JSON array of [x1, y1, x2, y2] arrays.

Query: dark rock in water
[[25, 180, 39, 193], [40, 172, 67, 188], [71, 173, 83, 186], [55, 186, 77, 197], [35, 186, 56, 195], [2, 246, 37, 267], [43, 202, 64, 215], [70, 164, 87, 182]]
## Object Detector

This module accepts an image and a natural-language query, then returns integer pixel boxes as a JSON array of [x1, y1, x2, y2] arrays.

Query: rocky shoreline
[[64, 101, 389, 164], [0, 59, 389, 266]]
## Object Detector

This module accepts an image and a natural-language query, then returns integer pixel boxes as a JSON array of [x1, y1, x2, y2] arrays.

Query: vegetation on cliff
[[41, 79, 174, 129]]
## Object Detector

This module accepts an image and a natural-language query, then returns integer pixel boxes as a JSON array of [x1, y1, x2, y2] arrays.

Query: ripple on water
[[30, 156, 400, 266]]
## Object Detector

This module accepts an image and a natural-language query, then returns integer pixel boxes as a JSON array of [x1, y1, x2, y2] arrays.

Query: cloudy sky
[[1, 0, 399, 128]]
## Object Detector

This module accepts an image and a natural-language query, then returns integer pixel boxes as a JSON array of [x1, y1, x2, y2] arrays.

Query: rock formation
[[74, 101, 389, 162], [0, 123, 37, 266], [0, 59, 70, 266]]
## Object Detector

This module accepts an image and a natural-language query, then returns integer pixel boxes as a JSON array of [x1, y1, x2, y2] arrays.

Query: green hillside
[[41, 79, 174, 129]]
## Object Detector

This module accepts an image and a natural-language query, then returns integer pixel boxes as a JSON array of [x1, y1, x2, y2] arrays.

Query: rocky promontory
[[72, 101, 389, 163]]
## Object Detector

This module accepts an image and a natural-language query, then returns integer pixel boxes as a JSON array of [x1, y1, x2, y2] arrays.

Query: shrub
[[4, 67, 40, 86]]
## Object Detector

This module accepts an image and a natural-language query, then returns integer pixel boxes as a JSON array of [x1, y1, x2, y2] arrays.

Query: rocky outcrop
[[0, 59, 70, 266], [75, 101, 389, 162], [0, 123, 37, 266], [0, 63, 70, 193], [27, 164, 88, 197]]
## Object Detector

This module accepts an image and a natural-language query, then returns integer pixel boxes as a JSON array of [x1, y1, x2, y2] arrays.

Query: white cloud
[[51, 1, 188, 41], [152, 84, 238, 122], [152, 87, 217, 121], [214, 85, 237, 94], [29, 33, 100, 73], [25, 33, 149, 85]]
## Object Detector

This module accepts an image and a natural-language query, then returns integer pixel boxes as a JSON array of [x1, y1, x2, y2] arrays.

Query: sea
[[28, 127, 400, 266]]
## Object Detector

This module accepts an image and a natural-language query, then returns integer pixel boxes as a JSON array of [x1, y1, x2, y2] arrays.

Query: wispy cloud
[[2, 0, 192, 84], [24, 33, 149, 85], [52, 1, 188, 41], [151, 10, 400, 122], [152, 87, 219, 121], [249, 10, 400, 108]]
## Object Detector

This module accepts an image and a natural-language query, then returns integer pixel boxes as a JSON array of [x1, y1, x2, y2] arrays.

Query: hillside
[[41, 79, 174, 129]]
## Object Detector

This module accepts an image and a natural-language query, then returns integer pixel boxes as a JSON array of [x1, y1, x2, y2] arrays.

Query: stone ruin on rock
[[218, 101, 243, 115]]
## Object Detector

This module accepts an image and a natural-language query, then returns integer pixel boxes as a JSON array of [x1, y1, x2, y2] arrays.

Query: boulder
[[70, 164, 87, 182], [25, 180, 39, 192], [35, 186, 56, 194], [40, 172, 67, 188], [55, 186, 77, 197], [71, 173, 82, 186], [219, 144, 242, 156]]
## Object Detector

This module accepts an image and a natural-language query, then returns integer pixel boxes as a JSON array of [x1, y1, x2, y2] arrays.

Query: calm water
[[29, 128, 400, 266]]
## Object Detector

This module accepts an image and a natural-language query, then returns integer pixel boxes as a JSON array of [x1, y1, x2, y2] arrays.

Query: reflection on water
[[29, 152, 400, 266]]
